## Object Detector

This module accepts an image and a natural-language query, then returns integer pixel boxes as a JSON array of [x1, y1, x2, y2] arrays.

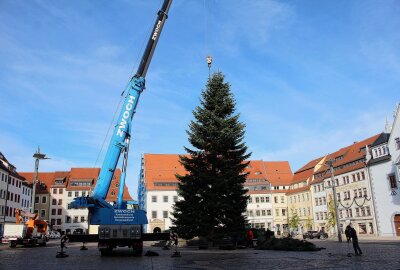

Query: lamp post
[[31, 147, 50, 214], [325, 159, 342, 242]]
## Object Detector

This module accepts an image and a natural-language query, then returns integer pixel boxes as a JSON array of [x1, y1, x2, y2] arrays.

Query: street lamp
[[325, 159, 342, 243], [31, 146, 50, 214]]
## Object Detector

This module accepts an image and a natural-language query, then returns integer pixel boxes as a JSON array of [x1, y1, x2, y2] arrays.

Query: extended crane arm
[[72, 0, 172, 211]]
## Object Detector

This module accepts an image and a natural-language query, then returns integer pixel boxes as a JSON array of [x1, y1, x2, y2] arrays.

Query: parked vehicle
[[49, 231, 61, 239], [2, 209, 48, 248], [303, 230, 328, 239]]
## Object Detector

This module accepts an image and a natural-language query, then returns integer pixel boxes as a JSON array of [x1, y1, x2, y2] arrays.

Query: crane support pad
[[67, 232, 170, 242]]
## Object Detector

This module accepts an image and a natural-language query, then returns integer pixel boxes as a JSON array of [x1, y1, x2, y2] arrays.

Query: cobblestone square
[[1, 239, 399, 270]]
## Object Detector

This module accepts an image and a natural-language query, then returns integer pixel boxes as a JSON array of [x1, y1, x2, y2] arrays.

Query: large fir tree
[[172, 72, 251, 241]]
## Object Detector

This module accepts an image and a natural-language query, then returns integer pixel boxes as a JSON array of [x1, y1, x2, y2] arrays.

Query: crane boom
[[91, 0, 172, 203]]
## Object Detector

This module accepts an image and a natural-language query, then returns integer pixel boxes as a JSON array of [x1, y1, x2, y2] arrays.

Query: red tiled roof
[[285, 185, 310, 195], [21, 168, 133, 201], [295, 156, 324, 174], [144, 154, 186, 191], [263, 161, 293, 186], [313, 134, 380, 179], [143, 154, 293, 190], [20, 172, 56, 193]]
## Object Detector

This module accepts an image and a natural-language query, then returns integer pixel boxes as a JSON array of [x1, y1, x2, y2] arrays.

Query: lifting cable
[[204, 0, 212, 78], [93, 2, 160, 168]]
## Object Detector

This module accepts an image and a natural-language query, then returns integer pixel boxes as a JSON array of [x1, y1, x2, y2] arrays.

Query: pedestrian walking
[[346, 223, 362, 256]]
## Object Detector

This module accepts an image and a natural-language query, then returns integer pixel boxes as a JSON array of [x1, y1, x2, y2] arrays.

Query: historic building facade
[[367, 104, 400, 236], [138, 154, 294, 234]]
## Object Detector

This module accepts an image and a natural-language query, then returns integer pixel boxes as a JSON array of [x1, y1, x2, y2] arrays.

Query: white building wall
[[20, 183, 32, 213], [6, 176, 23, 223], [145, 190, 178, 233], [369, 105, 400, 236], [49, 186, 66, 231], [63, 190, 89, 233], [247, 194, 273, 229], [311, 183, 327, 231]]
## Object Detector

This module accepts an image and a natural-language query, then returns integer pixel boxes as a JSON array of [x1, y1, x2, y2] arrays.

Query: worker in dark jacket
[[346, 224, 362, 256]]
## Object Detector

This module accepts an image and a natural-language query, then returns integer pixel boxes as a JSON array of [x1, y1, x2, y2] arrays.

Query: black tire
[[9, 241, 17, 248]]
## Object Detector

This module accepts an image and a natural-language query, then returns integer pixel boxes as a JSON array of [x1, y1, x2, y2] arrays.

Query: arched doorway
[[153, 227, 161, 233], [394, 214, 400, 236]]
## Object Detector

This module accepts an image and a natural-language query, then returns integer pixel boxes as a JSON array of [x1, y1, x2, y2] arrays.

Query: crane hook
[[206, 55, 212, 78]]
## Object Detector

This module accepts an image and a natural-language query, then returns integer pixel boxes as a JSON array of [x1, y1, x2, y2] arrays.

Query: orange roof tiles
[[313, 134, 380, 179], [21, 168, 133, 201], [143, 155, 294, 190], [20, 172, 56, 194], [143, 154, 186, 191], [285, 185, 310, 195], [263, 161, 293, 186]]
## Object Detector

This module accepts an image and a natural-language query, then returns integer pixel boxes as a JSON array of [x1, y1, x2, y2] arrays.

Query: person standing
[[246, 229, 254, 247], [347, 224, 362, 256]]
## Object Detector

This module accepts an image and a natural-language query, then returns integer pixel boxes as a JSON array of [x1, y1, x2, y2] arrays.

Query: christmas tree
[[172, 72, 251, 242]]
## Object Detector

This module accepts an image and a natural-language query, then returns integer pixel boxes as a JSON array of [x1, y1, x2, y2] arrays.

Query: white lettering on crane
[[116, 95, 135, 137], [152, 20, 162, 40]]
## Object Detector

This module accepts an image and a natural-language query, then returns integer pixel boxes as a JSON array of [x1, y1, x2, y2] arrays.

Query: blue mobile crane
[[71, 0, 173, 256]]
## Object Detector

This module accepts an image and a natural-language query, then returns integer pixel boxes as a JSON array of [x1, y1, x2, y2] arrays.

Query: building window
[[256, 210, 260, 216], [81, 216, 85, 222], [282, 209, 286, 216], [274, 197, 278, 203], [52, 199, 57, 205], [57, 209, 62, 215], [68, 191, 72, 197], [359, 223, 367, 234], [53, 188, 57, 194], [261, 210, 266, 216], [152, 211, 157, 219], [82, 191, 86, 197], [57, 219, 62, 225], [163, 196, 168, 203], [248, 197, 252, 204], [51, 209, 56, 215], [389, 174, 398, 189], [267, 210, 271, 216], [152, 196, 157, 203], [58, 199, 62, 205], [65, 216, 71, 223], [395, 138, 400, 150], [281, 196, 285, 203], [173, 196, 178, 202], [163, 211, 168, 218], [275, 209, 279, 216], [51, 219, 56, 225], [255, 197, 260, 203], [73, 216, 78, 223], [366, 206, 371, 216], [59, 188, 63, 194], [40, 210, 46, 218]]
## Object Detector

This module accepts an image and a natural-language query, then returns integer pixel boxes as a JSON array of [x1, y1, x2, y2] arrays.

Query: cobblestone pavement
[[1, 239, 399, 270]]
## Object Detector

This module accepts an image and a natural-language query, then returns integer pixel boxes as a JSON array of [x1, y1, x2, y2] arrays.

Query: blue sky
[[1, 0, 399, 198]]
